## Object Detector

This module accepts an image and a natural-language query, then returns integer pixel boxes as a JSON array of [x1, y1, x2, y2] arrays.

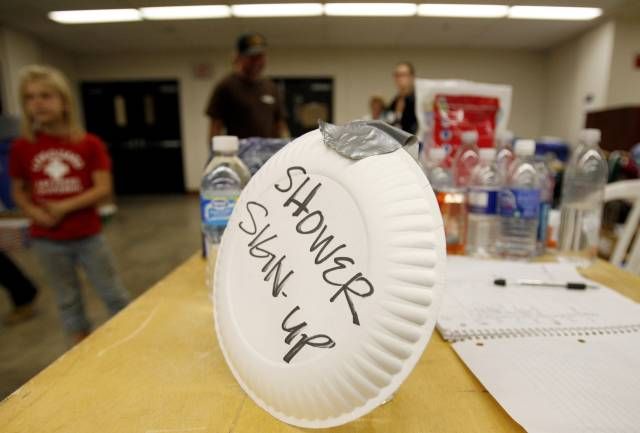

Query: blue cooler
[[535, 137, 570, 162], [0, 116, 21, 210]]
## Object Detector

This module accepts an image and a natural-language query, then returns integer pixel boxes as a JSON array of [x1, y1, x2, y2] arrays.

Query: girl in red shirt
[[9, 65, 129, 342]]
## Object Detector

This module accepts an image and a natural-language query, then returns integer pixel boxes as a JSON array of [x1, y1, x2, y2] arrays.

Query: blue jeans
[[32, 234, 130, 334]]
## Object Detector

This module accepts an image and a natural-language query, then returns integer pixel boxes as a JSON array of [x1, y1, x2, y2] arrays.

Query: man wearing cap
[[206, 33, 289, 141]]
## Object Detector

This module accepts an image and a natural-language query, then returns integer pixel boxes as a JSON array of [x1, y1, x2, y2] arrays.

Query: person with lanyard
[[388, 61, 418, 135], [205, 33, 289, 143]]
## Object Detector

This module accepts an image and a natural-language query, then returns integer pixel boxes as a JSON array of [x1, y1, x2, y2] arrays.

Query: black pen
[[493, 278, 598, 290]]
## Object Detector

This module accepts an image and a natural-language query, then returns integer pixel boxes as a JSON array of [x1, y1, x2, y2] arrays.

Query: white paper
[[453, 333, 640, 433], [438, 257, 640, 340]]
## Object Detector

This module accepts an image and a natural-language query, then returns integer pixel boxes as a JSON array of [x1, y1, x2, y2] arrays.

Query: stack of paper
[[440, 256, 640, 433]]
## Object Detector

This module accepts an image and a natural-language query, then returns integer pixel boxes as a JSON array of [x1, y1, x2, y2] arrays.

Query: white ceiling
[[0, 0, 636, 53]]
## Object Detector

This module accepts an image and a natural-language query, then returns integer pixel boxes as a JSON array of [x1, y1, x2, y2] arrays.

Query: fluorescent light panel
[[324, 3, 417, 16], [48, 4, 605, 23], [418, 4, 508, 18], [140, 6, 231, 20], [509, 6, 602, 20], [231, 3, 323, 17], [48, 9, 141, 24]]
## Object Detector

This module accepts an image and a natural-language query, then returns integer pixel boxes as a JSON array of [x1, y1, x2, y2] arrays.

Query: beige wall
[[0, 27, 42, 115], [0, 26, 78, 116], [273, 47, 545, 136], [542, 21, 615, 145], [607, 18, 640, 107], [76, 46, 546, 190]]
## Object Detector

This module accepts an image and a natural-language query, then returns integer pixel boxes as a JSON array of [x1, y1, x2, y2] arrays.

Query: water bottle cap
[[579, 128, 601, 145], [429, 147, 446, 161], [212, 135, 239, 153], [461, 130, 478, 145], [514, 139, 536, 156], [478, 148, 496, 161]]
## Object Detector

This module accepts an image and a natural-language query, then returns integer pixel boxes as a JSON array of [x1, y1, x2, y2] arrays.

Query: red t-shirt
[[9, 132, 111, 240]]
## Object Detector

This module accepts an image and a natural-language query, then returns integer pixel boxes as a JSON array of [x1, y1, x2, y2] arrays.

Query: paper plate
[[214, 129, 445, 428]]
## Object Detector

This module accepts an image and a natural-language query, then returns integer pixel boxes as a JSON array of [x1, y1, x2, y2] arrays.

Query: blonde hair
[[18, 65, 85, 142], [369, 95, 386, 108]]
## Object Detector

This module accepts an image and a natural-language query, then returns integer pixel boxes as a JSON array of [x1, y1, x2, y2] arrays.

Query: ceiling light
[[418, 4, 508, 18], [324, 3, 418, 16], [48, 9, 142, 24], [508, 6, 602, 20], [231, 3, 323, 17], [140, 6, 231, 20]]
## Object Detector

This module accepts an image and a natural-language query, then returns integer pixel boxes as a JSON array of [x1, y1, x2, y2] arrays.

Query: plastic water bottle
[[497, 139, 541, 258], [201, 136, 250, 243], [466, 148, 501, 257], [428, 147, 467, 255], [201, 136, 250, 285], [535, 158, 555, 255], [495, 130, 514, 178], [558, 129, 608, 262], [427, 147, 452, 190], [453, 130, 480, 188]]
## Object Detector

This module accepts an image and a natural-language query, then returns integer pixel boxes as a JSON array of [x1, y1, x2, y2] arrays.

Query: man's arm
[[206, 79, 228, 144], [209, 118, 225, 144], [273, 84, 290, 139], [42, 171, 112, 220], [11, 178, 57, 227], [277, 120, 290, 139]]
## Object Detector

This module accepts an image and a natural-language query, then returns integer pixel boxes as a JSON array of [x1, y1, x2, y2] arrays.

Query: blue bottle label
[[537, 202, 550, 242], [200, 195, 238, 228], [499, 188, 540, 219], [468, 188, 499, 215]]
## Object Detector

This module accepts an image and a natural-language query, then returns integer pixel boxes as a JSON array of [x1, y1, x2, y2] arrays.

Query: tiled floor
[[0, 195, 201, 399]]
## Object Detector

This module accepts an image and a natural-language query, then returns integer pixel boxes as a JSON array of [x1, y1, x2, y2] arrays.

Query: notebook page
[[438, 257, 640, 340], [453, 333, 640, 433]]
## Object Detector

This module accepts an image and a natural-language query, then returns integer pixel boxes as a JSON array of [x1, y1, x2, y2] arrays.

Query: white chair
[[604, 180, 640, 274]]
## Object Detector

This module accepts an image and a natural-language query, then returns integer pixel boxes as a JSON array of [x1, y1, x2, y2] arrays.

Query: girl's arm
[[11, 178, 58, 227], [43, 170, 112, 219]]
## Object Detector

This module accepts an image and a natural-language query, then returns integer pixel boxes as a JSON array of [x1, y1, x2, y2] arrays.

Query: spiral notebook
[[453, 332, 640, 433], [442, 257, 640, 433], [438, 257, 640, 341]]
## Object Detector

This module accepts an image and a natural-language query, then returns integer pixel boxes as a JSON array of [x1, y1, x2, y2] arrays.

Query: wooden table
[[2, 253, 639, 433]]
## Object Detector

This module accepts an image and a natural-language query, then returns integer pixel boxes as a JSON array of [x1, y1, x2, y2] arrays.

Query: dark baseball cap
[[237, 33, 267, 56]]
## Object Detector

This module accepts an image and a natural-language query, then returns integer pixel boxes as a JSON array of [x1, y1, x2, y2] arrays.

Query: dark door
[[271, 77, 333, 138], [81, 80, 184, 194]]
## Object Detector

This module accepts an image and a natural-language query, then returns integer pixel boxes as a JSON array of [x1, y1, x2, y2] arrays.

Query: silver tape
[[319, 120, 417, 160]]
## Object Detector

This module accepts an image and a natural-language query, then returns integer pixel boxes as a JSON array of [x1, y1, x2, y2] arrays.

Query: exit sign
[[636, 53, 640, 69]]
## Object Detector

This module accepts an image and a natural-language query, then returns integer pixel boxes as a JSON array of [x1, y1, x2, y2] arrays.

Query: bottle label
[[499, 188, 540, 219], [468, 188, 499, 215], [436, 191, 466, 251], [201, 195, 238, 228], [537, 202, 550, 243]]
